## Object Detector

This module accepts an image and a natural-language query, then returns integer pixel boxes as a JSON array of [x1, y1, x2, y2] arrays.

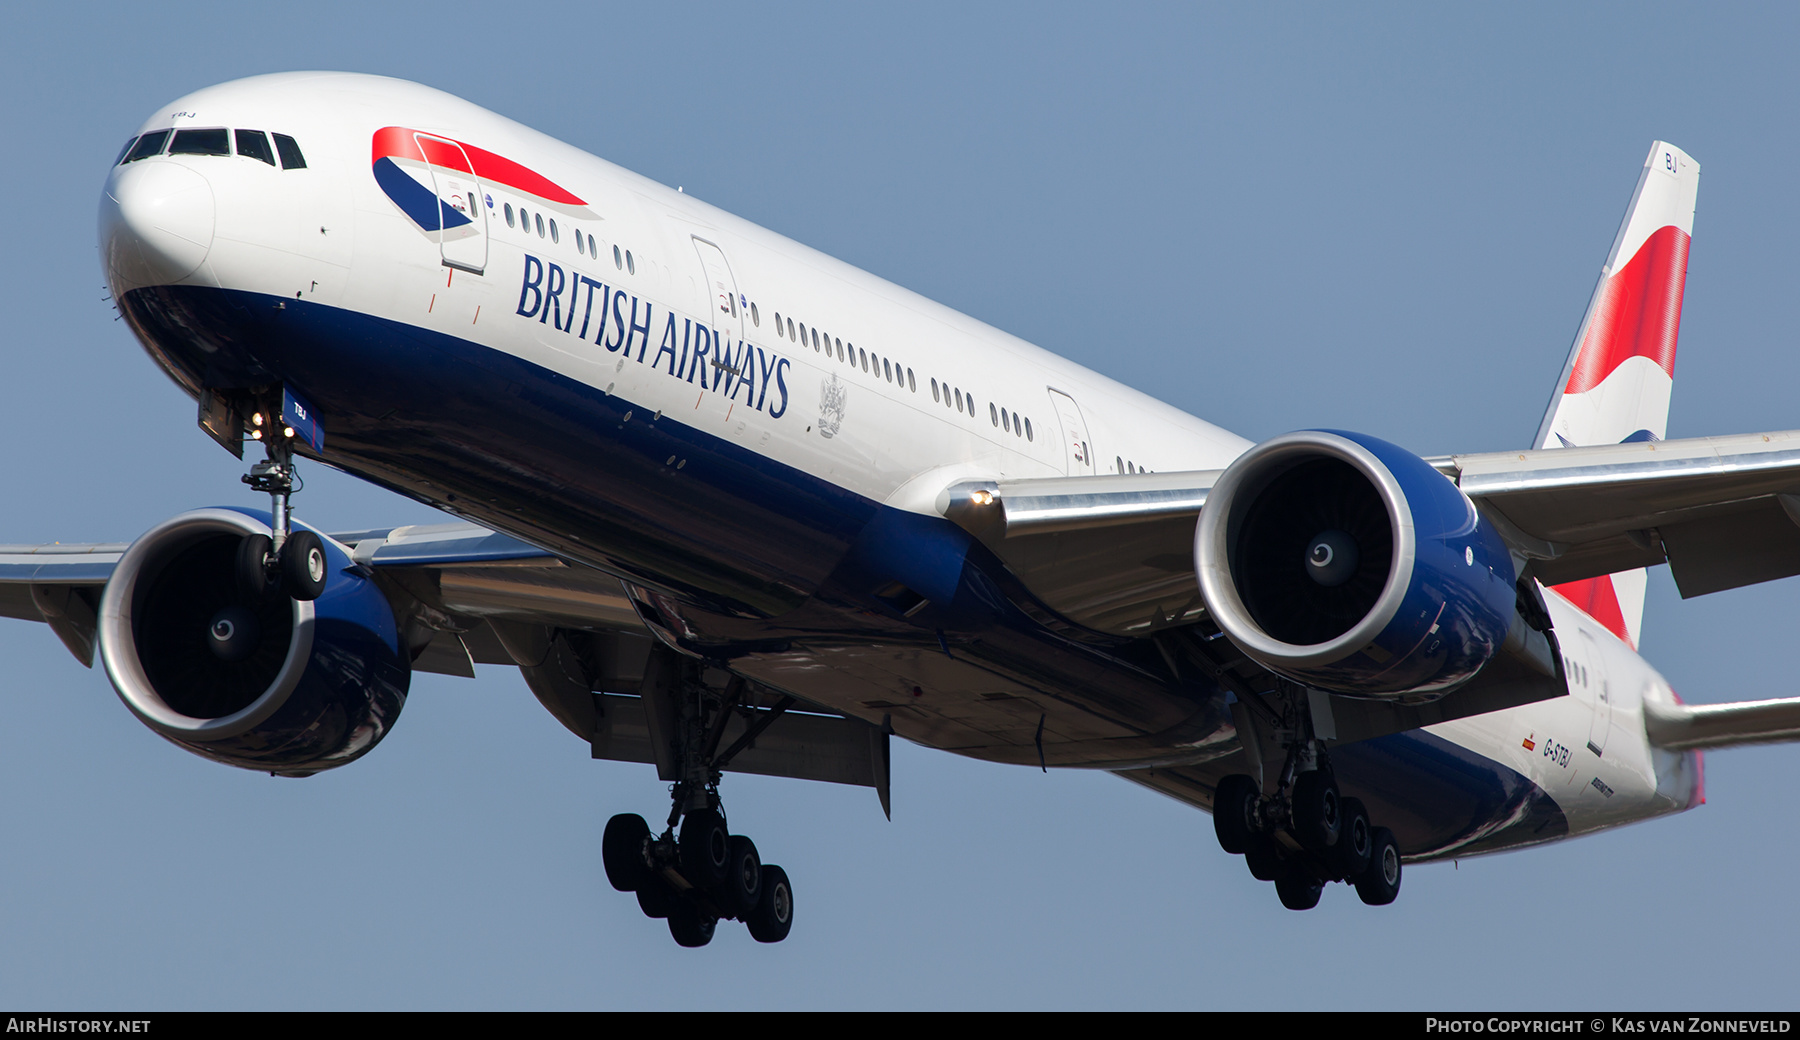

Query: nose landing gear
[[236, 402, 325, 602]]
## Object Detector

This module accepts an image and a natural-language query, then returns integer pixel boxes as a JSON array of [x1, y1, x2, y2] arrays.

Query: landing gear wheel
[[747, 864, 793, 943], [636, 877, 673, 919], [720, 835, 762, 920], [1291, 770, 1341, 852], [236, 534, 272, 600], [667, 897, 717, 947], [1355, 826, 1402, 906], [602, 813, 651, 892], [281, 530, 327, 601], [1243, 834, 1282, 882], [1330, 797, 1372, 881], [680, 808, 732, 890], [1274, 867, 1323, 911], [1213, 774, 1259, 855]]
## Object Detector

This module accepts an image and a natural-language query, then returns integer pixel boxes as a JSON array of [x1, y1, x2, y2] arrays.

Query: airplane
[[10, 70, 1800, 948]]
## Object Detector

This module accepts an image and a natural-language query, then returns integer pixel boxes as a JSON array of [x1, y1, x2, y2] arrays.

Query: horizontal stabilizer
[[1643, 697, 1800, 750]]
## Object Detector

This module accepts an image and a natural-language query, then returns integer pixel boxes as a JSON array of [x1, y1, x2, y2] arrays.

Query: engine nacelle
[[98, 508, 409, 775], [1195, 431, 1516, 697]]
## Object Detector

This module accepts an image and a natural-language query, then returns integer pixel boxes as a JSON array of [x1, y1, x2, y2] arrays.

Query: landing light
[[252, 412, 264, 427], [251, 430, 263, 440], [970, 490, 995, 506], [284, 426, 295, 439]]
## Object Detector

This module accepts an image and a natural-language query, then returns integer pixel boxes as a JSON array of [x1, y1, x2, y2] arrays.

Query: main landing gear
[[1213, 691, 1402, 910], [602, 805, 794, 947], [236, 403, 326, 603], [601, 666, 795, 947]]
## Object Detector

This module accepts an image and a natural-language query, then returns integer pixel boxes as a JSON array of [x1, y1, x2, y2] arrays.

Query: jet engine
[[98, 508, 409, 775], [1194, 431, 1516, 697]]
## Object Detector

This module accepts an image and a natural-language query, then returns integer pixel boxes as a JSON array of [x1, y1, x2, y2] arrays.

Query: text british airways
[[515, 253, 791, 418]]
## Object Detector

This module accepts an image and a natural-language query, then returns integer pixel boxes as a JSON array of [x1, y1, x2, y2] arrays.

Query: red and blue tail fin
[[1536, 142, 1700, 649]]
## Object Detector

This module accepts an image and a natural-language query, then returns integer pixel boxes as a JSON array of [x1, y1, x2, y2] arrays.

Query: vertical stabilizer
[[1536, 142, 1699, 650]]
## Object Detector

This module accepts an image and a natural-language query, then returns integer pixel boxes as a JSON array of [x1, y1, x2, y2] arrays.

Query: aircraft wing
[[939, 471, 1218, 636], [1436, 428, 1800, 596], [939, 427, 1800, 638], [0, 543, 128, 667], [0, 522, 632, 673], [0, 521, 890, 801]]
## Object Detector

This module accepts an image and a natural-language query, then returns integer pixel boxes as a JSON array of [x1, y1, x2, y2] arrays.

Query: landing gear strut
[[1213, 685, 1402, 909], [601, 659, 796, 946], [236, 402, 325, 602]]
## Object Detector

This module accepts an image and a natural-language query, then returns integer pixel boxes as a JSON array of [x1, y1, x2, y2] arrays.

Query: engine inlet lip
[[1195, 431, 1417, 668], [99, 508, 316, 741]]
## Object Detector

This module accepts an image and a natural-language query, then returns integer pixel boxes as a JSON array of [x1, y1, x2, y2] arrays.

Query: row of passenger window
[[927, 378, 1035, 443], [1116, 456, 1150, 474], [116, 128, 306, 170], [501, 202, 636, 275], [989, 400, 1034, 441], [754, 300, 1038, 447], [765, 309, 918, 394]]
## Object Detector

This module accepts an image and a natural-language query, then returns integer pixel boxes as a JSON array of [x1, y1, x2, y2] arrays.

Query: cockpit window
[[272, 133, 306, 170], [235, 129, 276, 166], [125, 130, 170, 163], [115, 138, 138, 166], [169, 128, 231, 156]]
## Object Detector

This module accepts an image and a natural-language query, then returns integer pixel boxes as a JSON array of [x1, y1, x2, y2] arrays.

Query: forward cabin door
[[1046, 388, 1095, 475], [414, 133, 487, 275]]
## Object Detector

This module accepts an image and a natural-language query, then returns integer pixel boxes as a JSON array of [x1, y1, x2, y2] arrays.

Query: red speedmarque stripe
[[1564, 224, 1690, 394], [1552, 573, 1633, 649], [370, 126, 587, 207]]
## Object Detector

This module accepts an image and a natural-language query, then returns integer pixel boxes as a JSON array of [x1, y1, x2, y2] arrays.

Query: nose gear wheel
[[236, 391, 324, 602]]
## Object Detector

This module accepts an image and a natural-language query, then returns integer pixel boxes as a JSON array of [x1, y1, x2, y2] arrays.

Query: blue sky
[[2, 2, 1798, 1009]]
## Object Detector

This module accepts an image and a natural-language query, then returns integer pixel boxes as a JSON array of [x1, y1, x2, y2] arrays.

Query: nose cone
[[99, 161, 215, 289]]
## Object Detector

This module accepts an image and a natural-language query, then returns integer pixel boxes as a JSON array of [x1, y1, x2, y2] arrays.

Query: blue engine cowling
[[1194, 431, 1517, 697], [98, 508, 409, 775]]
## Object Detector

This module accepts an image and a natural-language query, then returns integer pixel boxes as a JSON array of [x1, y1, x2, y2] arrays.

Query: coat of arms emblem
[[818, 376, 846, 439]]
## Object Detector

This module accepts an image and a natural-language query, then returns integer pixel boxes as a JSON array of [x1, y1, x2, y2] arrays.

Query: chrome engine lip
[[98, 507, 315, 741], [1194, 431, 1417, 669]]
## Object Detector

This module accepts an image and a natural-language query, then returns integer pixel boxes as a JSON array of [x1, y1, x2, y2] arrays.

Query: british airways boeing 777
[[10, 72, 1799, 946]]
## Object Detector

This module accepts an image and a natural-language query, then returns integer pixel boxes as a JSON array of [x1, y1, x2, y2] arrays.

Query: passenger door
[[414, 132, 487, 275], [691, 237, 743, 341], [1046, 388, 1095, 475]]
